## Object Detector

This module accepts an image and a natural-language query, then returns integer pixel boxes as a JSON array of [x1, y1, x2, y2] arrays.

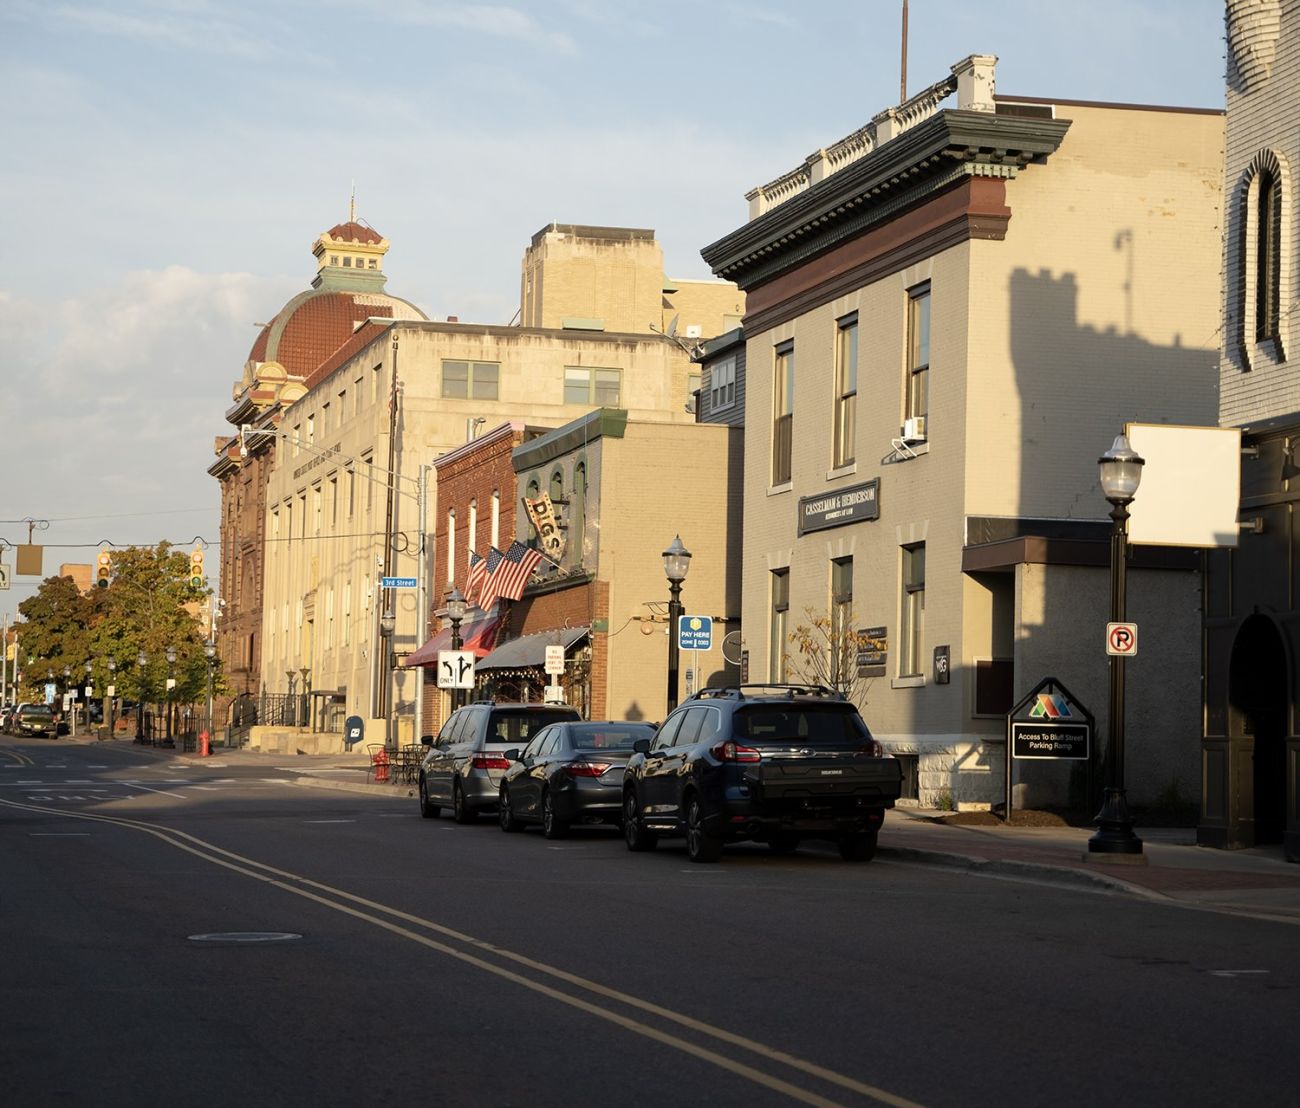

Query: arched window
[[491, 490, 500, 548], [468, 498, 478, 560], [572, 462, 587, 567], [1256, 166, 1281, 344], [526, 479, 540, 546], [446, 509, 456, 584]]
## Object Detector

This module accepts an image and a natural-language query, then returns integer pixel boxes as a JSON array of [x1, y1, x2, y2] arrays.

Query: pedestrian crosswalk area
[[1, 776, 296, 804]]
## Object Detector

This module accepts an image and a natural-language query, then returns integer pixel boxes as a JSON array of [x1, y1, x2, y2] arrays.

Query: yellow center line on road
[[0, 797, 924, 1108], [0, 748, 35, 766]]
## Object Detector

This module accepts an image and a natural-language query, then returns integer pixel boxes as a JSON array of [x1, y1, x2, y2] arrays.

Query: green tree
[[16, 543, 221, 708], [785, 607, 875, 705], [17, 574, 95, 698]]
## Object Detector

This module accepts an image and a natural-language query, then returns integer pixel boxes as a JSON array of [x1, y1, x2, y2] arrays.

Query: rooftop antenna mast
[[900, 0, 909, 102], [349, 180, 356, 223]]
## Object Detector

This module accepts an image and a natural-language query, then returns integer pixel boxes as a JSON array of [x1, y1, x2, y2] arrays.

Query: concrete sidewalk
[[132, 740, 1300, 923]]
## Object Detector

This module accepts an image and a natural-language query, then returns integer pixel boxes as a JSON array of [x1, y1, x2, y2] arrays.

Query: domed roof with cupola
[[241, 207, 427, 389]]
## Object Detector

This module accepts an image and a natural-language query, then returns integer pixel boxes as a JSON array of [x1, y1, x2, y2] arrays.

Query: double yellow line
[[0, 746, 34, 766], [1, 796, 923, 1108]]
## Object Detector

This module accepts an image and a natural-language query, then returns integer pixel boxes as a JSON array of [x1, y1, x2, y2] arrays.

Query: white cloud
[[0, 268, 299, 555]]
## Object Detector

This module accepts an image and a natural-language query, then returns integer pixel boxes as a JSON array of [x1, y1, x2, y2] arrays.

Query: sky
[[0, 0, 1227, 625]]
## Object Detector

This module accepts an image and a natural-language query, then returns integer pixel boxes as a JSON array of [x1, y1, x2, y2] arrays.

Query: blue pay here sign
[[678, 615, 713, 651]]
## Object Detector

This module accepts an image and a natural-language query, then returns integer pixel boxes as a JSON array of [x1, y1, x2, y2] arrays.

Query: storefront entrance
[[1227, 614, 1290, 847]]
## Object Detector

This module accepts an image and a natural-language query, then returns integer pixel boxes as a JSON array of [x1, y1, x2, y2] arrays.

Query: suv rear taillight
[[563, 761, 611, 778], [860, 739, 887, 758], [471, 754, 512, 770], [709, 740, 761, 763]]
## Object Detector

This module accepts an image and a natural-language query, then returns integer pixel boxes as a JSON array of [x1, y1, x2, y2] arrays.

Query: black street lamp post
[[1088, 432, 1145, 857], [165, 646, 176, 747], [63, 666, 73, 737], [662, 535, 692, 715], [136, 651, 147, 742], [379, 608, 396, 747], [106, 658, 117, 737], [447, 586, 468, 712]]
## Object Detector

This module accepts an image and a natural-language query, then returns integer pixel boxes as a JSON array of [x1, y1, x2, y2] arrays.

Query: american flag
[[465, 549, 489, 608], [481, 540, 542, 608], [474, 546, 508, 612]]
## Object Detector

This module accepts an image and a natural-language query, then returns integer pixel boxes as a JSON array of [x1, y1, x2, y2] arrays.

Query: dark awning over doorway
[[476, 627, 589, 672]]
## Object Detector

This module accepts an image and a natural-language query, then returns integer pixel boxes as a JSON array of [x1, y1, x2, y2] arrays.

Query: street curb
[[877, 845, 1166, 899], [290, 777, 413, 798]]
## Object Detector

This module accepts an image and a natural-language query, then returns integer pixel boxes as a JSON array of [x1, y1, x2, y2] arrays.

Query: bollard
[[199, 730, 210, 757]]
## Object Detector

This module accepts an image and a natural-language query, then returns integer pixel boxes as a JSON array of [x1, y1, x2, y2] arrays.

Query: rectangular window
[[355, 377, 363, 414], [292, 424, 301, 457], [834, 315, 858, 468], [770, 568, 789, 682], [900, 544, 926, 677], [772, 342, 794, 485], [342, 580, 351, 646], [564, 366, 622, 407], [372, 364, 381, 405], [709, 355, 736, 410], [337, 391, 346, 421], [362, 451, 374, 511], [906, 285, 930, 422], [312, 484, 322, 534], [347, 470, 355, 518], [441, 359, 501, 400], [329, 475, 338, 527], [830, 557, 853, 685]]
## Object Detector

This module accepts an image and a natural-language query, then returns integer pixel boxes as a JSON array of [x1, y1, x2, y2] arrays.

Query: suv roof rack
[[687, 683, 845, 702]]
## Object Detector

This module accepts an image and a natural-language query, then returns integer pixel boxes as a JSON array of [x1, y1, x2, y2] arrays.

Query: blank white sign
[[1126, 423, 1240, 548]]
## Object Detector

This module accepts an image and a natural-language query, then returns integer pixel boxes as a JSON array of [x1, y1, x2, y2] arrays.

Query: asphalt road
[[4, 736, 1299, 1108]]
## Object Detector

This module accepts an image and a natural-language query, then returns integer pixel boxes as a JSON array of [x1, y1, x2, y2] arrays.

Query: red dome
[[324, 221, 383, 245]]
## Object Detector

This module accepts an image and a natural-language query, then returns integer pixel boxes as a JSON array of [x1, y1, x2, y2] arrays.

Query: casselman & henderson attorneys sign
[[798, 479, 880, 536]]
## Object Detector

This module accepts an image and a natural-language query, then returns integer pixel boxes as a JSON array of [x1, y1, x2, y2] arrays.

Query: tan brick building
[[703, 55, 1223, 811], [421, 409, 742, 735]]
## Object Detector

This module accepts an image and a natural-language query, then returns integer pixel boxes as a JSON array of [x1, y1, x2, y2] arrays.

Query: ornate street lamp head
[[662, 535, 692, 584], [1098, 434, 1145, 504], [446, 586, 468, 625]]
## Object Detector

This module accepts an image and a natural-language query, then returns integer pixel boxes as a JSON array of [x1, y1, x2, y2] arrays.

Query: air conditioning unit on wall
[[901, 416, 928, 443]]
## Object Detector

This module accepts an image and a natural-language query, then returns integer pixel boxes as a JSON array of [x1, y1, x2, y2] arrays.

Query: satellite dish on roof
[[666, 314, 679, 338]]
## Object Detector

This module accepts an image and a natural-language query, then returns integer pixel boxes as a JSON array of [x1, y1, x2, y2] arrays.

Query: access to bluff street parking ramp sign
[[1003, 676, 1094, 824]]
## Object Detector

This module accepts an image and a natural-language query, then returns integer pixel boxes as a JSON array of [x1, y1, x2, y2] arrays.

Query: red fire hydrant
[[374, 748, 389, 783], [199, 730, 210, 758]]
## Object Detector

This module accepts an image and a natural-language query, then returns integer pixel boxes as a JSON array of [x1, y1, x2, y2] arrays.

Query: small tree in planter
[[784, 607, 875, 705]]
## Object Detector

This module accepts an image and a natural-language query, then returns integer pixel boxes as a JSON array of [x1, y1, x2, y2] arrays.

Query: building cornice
[[512, 408, 628, 472], [701, 110, 1070, 291]]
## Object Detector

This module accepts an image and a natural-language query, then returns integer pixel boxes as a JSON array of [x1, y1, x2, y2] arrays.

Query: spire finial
[[349, 181, 356, 224]]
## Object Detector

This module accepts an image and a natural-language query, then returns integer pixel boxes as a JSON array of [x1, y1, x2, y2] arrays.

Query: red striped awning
[[402, 608, 504, 667]]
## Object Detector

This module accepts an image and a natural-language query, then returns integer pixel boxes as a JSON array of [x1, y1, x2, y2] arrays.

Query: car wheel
[[499, 786, 522, 832], [418, 775, 441, 819], [452, 780, 476, 824], [623, 789, 657, 852], [685, 794, 722, 864], [541, 790, 569, 840], [838, 831, 878, 862], [767, 833, 800, 854]]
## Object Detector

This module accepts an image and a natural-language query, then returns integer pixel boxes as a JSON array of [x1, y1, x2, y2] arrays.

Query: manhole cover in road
[[187, 932, 303, 944]]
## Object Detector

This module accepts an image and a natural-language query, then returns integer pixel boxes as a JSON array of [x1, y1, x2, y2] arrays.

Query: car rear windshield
[[23, 707, 53, 720], [570, 724, 654, 751], [488, 710, 580, 744], [733, 705, 869, 745]]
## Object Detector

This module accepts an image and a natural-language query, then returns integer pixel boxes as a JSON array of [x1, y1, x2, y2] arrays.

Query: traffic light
[[95, 550, 112, 589], [189, 548, 205, 589]]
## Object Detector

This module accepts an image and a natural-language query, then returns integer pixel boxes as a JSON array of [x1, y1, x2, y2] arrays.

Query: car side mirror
[[505, 748, 521, 762], [420, 735, 434, 747], [632, 738, 650, 754]]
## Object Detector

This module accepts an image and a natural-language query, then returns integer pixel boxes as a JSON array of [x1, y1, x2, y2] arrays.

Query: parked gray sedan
[[498, 721, 656, 838]]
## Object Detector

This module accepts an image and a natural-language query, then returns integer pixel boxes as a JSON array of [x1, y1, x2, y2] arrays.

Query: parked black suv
[[419, 701, 582, 822], [622, 684, 901, 863]]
